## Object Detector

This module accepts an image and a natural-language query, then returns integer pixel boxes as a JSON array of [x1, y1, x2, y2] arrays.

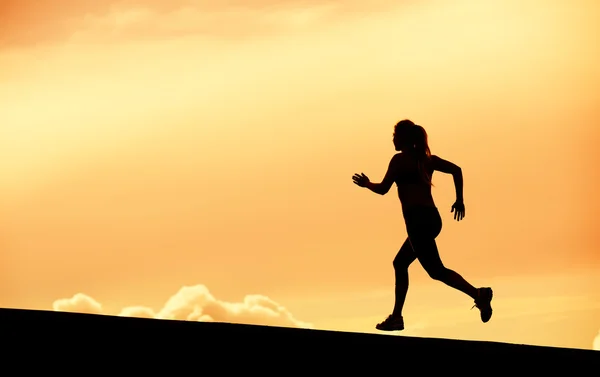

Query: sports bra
[[395, 161, 433, 185]]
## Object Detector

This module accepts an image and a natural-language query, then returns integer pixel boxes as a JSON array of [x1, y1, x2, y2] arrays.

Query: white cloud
[[53, 284, 312, 329], [52, 293, 103, 314], [594, 329, 600, 351]]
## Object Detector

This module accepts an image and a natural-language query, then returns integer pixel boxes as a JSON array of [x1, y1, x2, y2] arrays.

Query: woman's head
[[393, 119, 431, 159], [393, 119, 433, 185]]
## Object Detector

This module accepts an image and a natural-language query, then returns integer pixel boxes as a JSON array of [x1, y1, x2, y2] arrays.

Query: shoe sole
[[376, 326, 404, 331]]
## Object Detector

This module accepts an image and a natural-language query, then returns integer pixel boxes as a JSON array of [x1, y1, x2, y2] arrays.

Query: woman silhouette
[[352, 119, 493, 331]]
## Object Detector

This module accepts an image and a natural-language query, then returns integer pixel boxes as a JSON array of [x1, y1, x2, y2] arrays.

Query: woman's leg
[[392, 238, 416, 316], [410, 236, 478, 300], [376, 238, 415, 331], [405, 207, 493, 322]]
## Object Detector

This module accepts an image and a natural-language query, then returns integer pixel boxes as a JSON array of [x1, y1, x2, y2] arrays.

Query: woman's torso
[[393, 154, 436, 211]]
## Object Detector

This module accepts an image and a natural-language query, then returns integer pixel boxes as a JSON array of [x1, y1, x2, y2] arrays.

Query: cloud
[[0, 0, 397, 48], [68, 6, 310, 44], [53, 284, 313, 329], [594, 330, 600, 351], [53, 293, 104, 314]]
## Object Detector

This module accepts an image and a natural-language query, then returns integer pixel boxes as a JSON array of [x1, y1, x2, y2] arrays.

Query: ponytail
[[411, 125, 431, 160], [394, 120, 433, 186], [412, 125, 433, 186]]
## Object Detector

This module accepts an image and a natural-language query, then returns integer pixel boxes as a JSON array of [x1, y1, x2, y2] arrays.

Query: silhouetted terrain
[[1, 308, 597, 374]]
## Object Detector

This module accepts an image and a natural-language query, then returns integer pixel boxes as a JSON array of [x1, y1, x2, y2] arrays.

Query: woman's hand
[[352, 173, 370, 187], [451, 200, 465, 221]]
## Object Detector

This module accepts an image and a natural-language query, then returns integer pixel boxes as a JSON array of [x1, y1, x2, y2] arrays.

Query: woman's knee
[[425, 266, 448, 281], [393, 256, 410, 271]]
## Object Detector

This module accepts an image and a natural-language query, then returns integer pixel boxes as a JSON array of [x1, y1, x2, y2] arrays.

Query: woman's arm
[[431, 155, 463, 202], [353, 154, 401, 195]]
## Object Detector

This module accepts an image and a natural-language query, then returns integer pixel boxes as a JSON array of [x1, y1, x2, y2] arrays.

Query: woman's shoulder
[[391, 152, 410, 166]]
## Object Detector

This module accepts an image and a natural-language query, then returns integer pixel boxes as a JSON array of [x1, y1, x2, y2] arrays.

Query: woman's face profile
[[393, 132, 403, 151]]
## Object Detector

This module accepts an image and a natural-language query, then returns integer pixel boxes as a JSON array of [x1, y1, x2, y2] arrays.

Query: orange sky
[[1, 0, 599, 350]]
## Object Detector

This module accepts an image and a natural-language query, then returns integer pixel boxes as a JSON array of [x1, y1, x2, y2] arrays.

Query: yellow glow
[[1, 0, 599, 350]]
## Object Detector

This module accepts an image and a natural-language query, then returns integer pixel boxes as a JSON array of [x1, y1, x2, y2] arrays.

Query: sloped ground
[[0, 308, 597, 374]]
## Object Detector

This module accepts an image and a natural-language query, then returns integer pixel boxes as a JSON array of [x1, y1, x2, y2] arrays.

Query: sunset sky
[[1, 0, 599, 351]]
